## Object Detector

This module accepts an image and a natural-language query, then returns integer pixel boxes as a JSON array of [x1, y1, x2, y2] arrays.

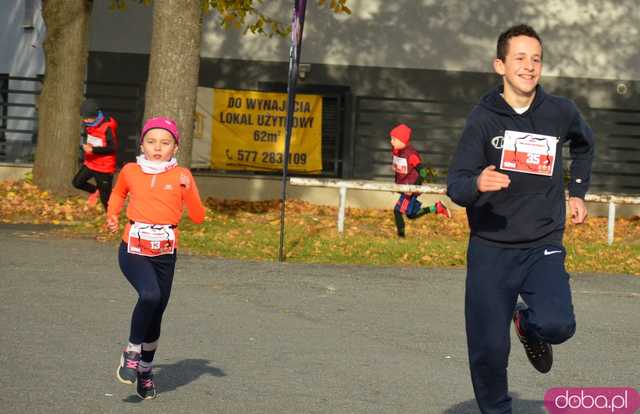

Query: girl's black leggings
[[118, 242, 176, 345]]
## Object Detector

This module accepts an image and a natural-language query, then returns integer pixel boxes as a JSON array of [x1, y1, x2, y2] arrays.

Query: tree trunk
[[33, 0, 92, 194], [144, 0, 202, 167]]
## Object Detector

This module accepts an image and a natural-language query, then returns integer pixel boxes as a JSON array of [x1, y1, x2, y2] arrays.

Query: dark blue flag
[[279, 0, 308, 261]]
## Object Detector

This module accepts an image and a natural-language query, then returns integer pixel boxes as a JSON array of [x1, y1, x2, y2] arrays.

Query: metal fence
[[4, 76, 639, 196], [0, 76, 145, 166], [352, 95, 640, 195], [0, 75, 41, 163]]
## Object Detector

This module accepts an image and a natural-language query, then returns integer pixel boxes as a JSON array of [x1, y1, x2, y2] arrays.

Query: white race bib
[[393, 156, 408, 174], [127, 222, 176, 257], [500, 130, 558, 176], [86, 134, 104, 147]]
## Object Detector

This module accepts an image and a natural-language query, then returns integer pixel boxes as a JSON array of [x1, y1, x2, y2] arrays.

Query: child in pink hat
[[107, 116, 205, 400]]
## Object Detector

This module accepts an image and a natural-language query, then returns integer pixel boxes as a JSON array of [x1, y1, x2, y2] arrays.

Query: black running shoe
[[513, 302, 553, 374], [137, 370, 158, 400], [116, 350, 141, 384]]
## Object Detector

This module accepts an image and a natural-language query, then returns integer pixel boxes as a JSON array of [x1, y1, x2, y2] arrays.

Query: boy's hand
[[476, 165, 510, 192], [82, 143, 93, 153], [568, 197, 588, 224], [106, 215, 119, 233]]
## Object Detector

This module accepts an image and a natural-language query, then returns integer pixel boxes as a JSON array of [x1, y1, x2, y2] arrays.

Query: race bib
[[393, 156, 408, 174], [127, 222, 175, 257], [500, 130, 557, 176], [86, 134, 104, 147]]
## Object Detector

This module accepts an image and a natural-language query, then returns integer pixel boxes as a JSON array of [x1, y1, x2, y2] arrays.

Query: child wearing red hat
[[390, 123, 451, 237]]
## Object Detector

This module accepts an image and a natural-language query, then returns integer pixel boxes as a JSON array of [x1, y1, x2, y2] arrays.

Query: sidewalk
[[0, 224, 638, 413]]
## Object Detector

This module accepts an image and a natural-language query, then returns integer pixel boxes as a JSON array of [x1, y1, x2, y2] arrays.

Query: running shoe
[[513, 302, 553, 373], [116, 350, 140, 384], [435, 201, 451, 218], [136, 370, 157, 400]]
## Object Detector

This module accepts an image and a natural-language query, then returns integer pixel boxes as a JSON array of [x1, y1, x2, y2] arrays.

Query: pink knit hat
[[390, 123, 412, 144], [141, 117, 180, 144]]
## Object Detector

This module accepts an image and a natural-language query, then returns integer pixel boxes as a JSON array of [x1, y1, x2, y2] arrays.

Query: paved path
[[0, 225, 638, 413]]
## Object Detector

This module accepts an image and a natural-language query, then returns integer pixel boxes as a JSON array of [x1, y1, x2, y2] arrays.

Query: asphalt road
[[0, 224, 638, 413]]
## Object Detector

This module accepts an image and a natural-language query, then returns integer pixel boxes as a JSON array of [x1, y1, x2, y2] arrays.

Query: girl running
[[107, 117, 205, 400]]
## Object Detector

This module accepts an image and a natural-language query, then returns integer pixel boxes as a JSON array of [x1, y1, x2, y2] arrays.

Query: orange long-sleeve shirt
[[107, 162, 205, 247]]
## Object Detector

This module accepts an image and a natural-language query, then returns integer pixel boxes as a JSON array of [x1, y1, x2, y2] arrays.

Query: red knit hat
[[390, 123, 412, 144]]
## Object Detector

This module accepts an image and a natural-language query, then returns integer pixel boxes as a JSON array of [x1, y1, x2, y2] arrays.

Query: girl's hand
[[82, 144, 93, 153], [106, 215, 119, 233]]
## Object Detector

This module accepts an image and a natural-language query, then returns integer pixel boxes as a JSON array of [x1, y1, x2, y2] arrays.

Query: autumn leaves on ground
[[2, 179, 639, 275]]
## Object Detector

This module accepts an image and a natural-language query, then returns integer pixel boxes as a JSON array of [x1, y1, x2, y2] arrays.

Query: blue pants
[[394, 193, 430, 235], [395, 193, 423, 217], [118, 242, 176, 345], [465, 238, 576, 414]]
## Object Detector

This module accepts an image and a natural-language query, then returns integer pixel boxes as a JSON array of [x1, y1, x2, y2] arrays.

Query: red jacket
[[84, 117, 118, 173], [392, 145, 421, 185]]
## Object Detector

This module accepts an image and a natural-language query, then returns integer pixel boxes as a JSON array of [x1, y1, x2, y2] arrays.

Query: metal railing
[[0, 75, 41, 163], [289, 177, 639, 245]]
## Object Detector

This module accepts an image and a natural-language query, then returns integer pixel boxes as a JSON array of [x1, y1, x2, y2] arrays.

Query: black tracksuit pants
[[72, 165, 113, 209], [465, 237, 576, 414]]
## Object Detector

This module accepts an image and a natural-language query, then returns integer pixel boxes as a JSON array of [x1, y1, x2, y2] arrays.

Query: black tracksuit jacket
[[447, 85, 595, 248]]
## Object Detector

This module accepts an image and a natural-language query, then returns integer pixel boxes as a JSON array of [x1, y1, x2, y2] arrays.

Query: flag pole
[[278, 0, 307, 262]]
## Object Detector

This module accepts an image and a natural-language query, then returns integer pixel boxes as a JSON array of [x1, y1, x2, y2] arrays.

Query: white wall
[[0, 0, 44, 146], [0, 0, 45, 76], [89, 0, 640, 82]]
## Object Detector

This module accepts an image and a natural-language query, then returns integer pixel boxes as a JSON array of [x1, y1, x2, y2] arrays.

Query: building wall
[[88, 52, 640, 191], [0, 0, 45, 76], [0, 0, 44, 149], [89, 0, 640, 81], [86, 1, 640, 194]]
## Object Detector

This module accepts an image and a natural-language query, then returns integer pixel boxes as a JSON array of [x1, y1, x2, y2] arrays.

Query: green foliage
[[318, 0, 350, 14], [109, 0, 351, 37], [423, 166, 439, 179]]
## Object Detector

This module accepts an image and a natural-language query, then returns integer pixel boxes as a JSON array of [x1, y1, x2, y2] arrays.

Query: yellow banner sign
[[211, 88, 322, 172]]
